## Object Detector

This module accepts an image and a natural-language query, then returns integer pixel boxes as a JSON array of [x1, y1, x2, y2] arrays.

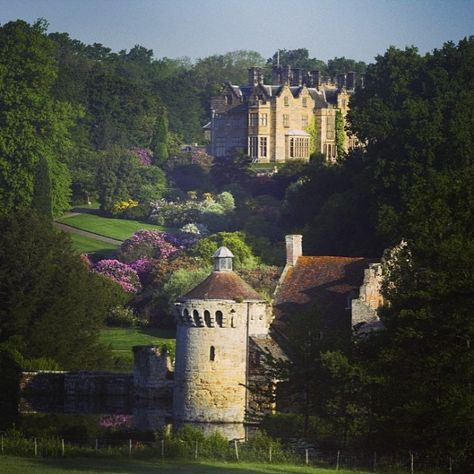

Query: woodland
[[0, 19, 473, 470]]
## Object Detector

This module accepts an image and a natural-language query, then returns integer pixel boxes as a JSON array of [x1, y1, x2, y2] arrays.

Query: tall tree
[[346, 38, 474, 467], [0, 20, 76, 217]]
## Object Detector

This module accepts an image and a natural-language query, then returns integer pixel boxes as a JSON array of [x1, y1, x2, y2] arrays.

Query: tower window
[[216, 310, 223, 327], [210, 346, 216, 361], [193, 310, 200, 327], [204, 310, 211, 327]]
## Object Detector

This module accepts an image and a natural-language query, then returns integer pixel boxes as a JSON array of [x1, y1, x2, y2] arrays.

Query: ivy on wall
[[335, 110, 345, 158]]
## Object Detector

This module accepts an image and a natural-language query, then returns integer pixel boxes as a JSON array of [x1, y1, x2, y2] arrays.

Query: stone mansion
[[208, 65, 359, 163]]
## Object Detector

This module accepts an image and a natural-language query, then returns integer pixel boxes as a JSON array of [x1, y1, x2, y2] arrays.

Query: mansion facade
[[209, 65, 358, 163]]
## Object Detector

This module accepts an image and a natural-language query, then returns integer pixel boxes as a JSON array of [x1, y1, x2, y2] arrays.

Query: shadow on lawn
[[27, 457, 312, 474], [72, 206, 103, 216]]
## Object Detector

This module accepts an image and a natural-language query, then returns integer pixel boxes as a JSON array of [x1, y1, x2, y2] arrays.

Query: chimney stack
[[337, 73, 346, 90], [292, 68, 302, 86], [346, 71, 356, 91], [311, 70, 320, 88], [248, 67, 263, 86], [285, 235, 302, 266], [281, 65, 292, 85]]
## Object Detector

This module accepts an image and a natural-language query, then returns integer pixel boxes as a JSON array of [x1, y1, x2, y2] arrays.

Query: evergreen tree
[[152, 107, 169, 163], [0, 211, 126, 369]]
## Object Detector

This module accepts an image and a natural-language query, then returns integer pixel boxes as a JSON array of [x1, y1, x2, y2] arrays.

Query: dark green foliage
[[32, 155, 52, 219], [335, 111, 345, 159], [337, 38, 474, 467], [188, 231, 256, 268], [151, 107, 169, 163], [0, 211, 125, 370], [0, 345, 22, 429]]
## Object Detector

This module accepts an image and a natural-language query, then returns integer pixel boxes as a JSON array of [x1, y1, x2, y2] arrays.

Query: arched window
[[215, 311, 223, 327], [210, 346, 215, 361], [183, 308, 189, 323], [193, 309, 200, 327], [204, 310, 211, 327]]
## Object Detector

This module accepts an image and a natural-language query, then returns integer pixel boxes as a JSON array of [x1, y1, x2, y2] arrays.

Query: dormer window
[[284, 96, 289, 106], [225, 95, 233, 105]]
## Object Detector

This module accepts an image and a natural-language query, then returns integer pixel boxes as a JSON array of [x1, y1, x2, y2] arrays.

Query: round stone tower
[[173, 247, 267, 424]]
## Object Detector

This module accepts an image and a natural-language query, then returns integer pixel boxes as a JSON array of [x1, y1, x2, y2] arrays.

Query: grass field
[[100, 327, 176, 369], [0, 456, 370, 474], [57, 213, 167, 241], [68, 233, 119, 254]]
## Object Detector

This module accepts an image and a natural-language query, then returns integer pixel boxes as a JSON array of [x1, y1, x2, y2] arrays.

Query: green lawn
[[0, 456, 370, 474], [100, 327, 176, 370], [68, 233, 119, 254], [57, 213, 167, 241]]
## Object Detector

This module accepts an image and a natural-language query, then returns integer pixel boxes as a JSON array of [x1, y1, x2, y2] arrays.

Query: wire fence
[[0, 433, 458, 473]]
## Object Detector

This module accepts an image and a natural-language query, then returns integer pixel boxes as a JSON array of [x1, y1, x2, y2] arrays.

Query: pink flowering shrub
[[99, 414, 131, 429], [120, 229, 180, 262], [94, 259, 142, 293], [129, 147, 154, 166]]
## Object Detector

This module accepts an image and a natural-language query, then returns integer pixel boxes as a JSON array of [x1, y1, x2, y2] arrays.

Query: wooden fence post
[[449, 456, 453, 473], [305, 448, 309, 465], [34, 438, 37, 457], [410, 452, 414, 474], [161, 439, 164, 458], [336, 450, 340, 471], [128, 439, 132, 457], [61, 439, 65, 457], [95, 438, 98, 450], [234, 440, 239, 461], [194, 440, 198, 460], [269, 445, 272, 463], [373, 451, 377, 472], [1, 435, 3, 454]]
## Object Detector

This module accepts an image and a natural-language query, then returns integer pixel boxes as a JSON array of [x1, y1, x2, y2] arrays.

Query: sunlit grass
[[57, 213, 167, 241], [99, 327, 176, 370], [68, 233, 119, 254]]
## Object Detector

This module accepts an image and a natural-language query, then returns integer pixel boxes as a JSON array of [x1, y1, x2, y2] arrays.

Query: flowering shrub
[[180, 222, 209, 236], [94, 259, 142, 293], [120, 229, 179, 262], [129, 147, 153, 166], [99, 414, 131, 429], [148, 191, 235, 230], [106, 305, 147, 327], [148, 199, 201, 227], [112, 199, 139, 214]]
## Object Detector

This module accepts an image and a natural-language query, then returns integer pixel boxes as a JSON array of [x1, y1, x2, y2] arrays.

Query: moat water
[[18, 395, 250, 441]]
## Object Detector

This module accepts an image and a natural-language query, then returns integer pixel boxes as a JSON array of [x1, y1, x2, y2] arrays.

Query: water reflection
[[19, 395, 248, 440]]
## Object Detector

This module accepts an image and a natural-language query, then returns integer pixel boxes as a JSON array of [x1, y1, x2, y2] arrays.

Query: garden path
[[54, 222, 123, 245]]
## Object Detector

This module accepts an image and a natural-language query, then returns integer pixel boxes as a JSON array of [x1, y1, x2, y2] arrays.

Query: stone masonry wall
[[173, 299, 249, 423], [351, 263, 384, 327]]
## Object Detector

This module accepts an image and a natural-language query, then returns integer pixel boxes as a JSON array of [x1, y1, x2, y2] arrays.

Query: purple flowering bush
[[120, 229, 180, 263], [94, 259, 142, 293]]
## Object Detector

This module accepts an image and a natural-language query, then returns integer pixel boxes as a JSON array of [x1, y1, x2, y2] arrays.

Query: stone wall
[[133, 345, 174, 399], [351, 263, 384, 328], [173, 299, 249, 423]]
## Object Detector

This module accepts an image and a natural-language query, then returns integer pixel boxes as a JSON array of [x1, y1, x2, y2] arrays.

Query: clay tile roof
[[275, 256, 376, 330], [179, 271, 265, 302]]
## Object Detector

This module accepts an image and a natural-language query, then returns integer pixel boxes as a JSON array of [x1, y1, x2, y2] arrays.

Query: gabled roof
[[274, 256, 376, 331], [179, 271, 264, 302]]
